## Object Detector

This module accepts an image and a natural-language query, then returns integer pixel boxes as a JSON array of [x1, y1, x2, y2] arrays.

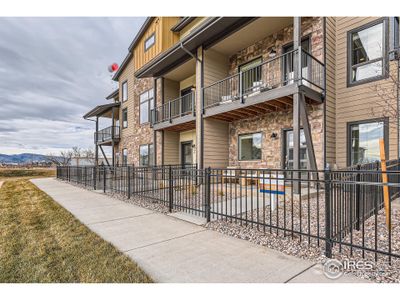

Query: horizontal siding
[[335, 17, 398, 168], [204, 119, 229, 168], [163, 130, 179, 164], [204, 49, 229, 87], [325, 17, 336, 166]]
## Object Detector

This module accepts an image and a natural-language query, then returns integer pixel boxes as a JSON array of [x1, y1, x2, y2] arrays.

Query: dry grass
[[0, 179, 152, 283], [0, 168, 56, 180]]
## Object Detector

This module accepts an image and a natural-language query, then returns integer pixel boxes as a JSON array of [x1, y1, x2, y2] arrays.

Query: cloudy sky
[[0, 17, 145, 155]]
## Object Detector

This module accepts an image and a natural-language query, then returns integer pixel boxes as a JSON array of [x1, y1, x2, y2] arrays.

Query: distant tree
[[46, 150, 73, 166], [82, 148, 96, 165]]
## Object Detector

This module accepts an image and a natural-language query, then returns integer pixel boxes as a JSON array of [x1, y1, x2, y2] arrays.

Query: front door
[[181, 141, 193, 167]]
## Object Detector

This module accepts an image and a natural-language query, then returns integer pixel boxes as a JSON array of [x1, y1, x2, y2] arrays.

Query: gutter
[[180, 42, 201, 62]]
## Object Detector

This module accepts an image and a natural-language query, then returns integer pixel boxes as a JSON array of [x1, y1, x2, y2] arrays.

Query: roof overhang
[[135, 17, 257, 78], [106, 88, 119, 100], [170, 17, 196, 32], [83, 102, 120, 119]]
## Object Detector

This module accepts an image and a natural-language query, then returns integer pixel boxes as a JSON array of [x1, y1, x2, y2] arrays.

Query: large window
[[122, 108, 128, 128], [348, 119, 387, 166], [139, 144, 154, 166], [122, 81, 128, 102], [122, 149, 128, 166], [283, 38, 310, 85], [140, 89, 154, 124], [348, 19, 387, 85], [144, 33, 155, 51], [284, 129, 308, 169], [238, 133, 262, 161]]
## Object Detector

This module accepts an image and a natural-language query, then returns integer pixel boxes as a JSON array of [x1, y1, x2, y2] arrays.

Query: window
[[140, 89, 154, 124], [144, 33, 155, 51], [348, 119, 388, 166], [122, 149, 128, 166], [238, 133, 262, 161], [284, 129, 308, 169], [239, 57, 262, 93], [348, 19, 388, 85], [122, 108, 128, 128], [389, 17, 399, 60], [122, 81, 128, 102], [139, 144, 154, 166]]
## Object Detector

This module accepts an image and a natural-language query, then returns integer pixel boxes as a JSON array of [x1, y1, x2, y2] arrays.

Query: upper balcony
[[151, 58, 197, 131], [94, 126, 120, 145], [203, 48, 325, 120], [152, 90, 195, 129]]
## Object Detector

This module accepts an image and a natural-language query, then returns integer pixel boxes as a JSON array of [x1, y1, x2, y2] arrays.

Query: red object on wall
[[108, 63, 119, 72]]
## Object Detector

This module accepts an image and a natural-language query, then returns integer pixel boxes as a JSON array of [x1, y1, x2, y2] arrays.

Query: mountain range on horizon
[[0, 153, 50, 164]]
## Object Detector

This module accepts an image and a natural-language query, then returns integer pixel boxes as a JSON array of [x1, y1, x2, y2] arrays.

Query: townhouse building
[[84, 17, 400, 171]]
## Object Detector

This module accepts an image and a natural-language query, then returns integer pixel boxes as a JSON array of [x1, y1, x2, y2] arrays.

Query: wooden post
[[379, 138, 390, 229]]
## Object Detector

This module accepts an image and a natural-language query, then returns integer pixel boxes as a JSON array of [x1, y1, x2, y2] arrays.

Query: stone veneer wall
[[118, 69, 155, 166], [228, 104, 323, 169], [226, 17, 325, 169]]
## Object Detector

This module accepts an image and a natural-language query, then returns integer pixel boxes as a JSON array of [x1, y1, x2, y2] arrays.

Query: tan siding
[[163, 131, 179, 164], [204, 119, 229, 168], [325, 17, 336, 166], [335, 17, 398, 168], [163, 78, 180, 102], [134, 17, 180, 71], [179, 17, 207, 40], [204, 49, 230, 87]]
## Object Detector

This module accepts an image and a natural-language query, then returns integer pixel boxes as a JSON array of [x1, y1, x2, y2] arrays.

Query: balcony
[[203, 48, 325, 121], [94, 126, 120, 145], [151, 91, 196, 131]]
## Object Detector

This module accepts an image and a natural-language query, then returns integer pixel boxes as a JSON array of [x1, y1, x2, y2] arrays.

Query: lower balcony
[[94, 126, 120, 145], [152, 91, 196, 131], [203, 48, 325, 122]]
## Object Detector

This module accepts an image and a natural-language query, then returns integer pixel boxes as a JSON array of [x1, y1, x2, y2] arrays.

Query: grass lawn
[[0, 178, 153, 283], [0, 167, 56, 180]]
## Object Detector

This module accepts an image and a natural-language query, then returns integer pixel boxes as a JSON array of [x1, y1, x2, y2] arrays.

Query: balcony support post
[[293, 17, 301, 194], [299, 92, 317, 173], [95, 116, 99, 167], [111, 107, 115, 167], [196, 46, 204, 169]]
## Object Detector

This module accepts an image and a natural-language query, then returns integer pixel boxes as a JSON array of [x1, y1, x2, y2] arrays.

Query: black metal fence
[[57, 164, 400, 263]]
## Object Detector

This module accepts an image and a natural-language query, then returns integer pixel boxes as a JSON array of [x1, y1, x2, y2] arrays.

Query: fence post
[[355, 164, 361, 230], [324, 166, 332, 258], [205, 167, 211, 222], [169, 165, 173, 212], [93, 166, 97, 190], [127, 165, 131, 199], [103, 167, 106, 193]]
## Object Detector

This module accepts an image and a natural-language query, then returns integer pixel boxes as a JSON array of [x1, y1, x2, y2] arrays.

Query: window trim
[[122, 108, 128, 129], [139, 143, 154, 166], [238, 132, 263, 162], [144, 32, 156, 52], [139, 88, 154, 125], [121, 80, 128, 102], [346, 117, 389, 166], [347, 18, 389, 87]]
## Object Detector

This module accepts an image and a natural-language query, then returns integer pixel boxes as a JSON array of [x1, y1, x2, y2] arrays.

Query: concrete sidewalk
[[31, 178, 368, 283]]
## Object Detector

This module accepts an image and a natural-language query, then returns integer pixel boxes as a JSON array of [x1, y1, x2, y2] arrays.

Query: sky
[[0, 17, 145, 155]]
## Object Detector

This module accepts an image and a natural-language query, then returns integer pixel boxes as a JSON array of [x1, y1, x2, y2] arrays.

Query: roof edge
[[170, 17, 196, 32], [105, 88, 119, 100]]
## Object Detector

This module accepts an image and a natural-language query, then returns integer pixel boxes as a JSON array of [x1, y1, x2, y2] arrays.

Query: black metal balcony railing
[[94, 126, 120, 144], [203, 48, 325, 109], [151, 91, 195, 125]]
